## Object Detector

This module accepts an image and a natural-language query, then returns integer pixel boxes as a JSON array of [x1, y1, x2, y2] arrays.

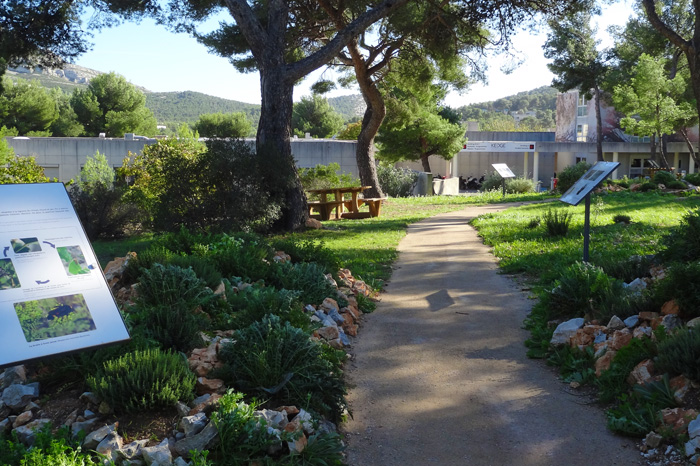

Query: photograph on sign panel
[[0, 258, 20, 290], [57, 246, 91, 276], [11, 237, 42, 254], [13, 293, 96, 343]]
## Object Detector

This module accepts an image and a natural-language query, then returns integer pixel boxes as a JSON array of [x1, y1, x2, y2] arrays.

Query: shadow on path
[[341, 204, 640, 466]]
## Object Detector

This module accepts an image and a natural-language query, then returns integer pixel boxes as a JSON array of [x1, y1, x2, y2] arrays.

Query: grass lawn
[[92, 191, 552, 286], [472, 190, 700, 288]]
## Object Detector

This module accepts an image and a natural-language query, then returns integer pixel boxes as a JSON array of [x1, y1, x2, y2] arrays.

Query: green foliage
[[292, 95, 345, 138], [612, 214, 632, 224], [480, 172, 503, 192], [356, 293, 377, 313], [68, 151, 136, 240], [298, 163, 358, 191], [271, 262, 343, 306], [210, 233, 275, 283], [193, 112, 252, 138], [222, 283, 308, 331], [666, 180, 687, 189], [542, 208, 572, 237], [220, 315, 347, 420], [136, 263, 213, 309], [49, 87, 83, 137], [0, 153, 49, 184], [0, 424, 99, 466], [269, 237, 340, 273], [337, 121, 362, 140], [656, 327, 700, 382], [506, 177, 537, 194], [144, 91, 261, 128], [547, 345, 596, 385], [71, 72, 156, 137], [653, 170, 676, 185], [286, 431, 345, 465], [87, 348, 196, 413], [376, 165, 418, 197], [557, 161, 591, 194], [545, 261, 632, 321], [652, 262, 700, 319], [211, 391, 294, 465], [119, 134, 207, 230], [660, 208, 700, 262], [596, 254, 653, 283], [596, 337, 657, 403], [198, 138, 292, 233], [606, 375, 676, 437], [0, 78, 58, 135], [523, 300, 556, 359], [640, 181, 658, 192], [685, 173, 700, 185], [613, 54, 694, 150]]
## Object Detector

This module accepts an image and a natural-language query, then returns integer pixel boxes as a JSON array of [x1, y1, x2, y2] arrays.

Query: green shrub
[[219, 315, 347, 420], [270, 237, 340, 273], [542, 209, 572, 237], [298, 163, 358, 191], [609, 176, 632, 189], [660, 208, 700, 262], [596, 336, 658, 402], [271, 262, 343, 306], [612, 214, 631, 224], [68, 183, 138, 241], [87, 348, 196, 413], [222, 283, 308, 330], [136, 263, 213, 308], [656, 327, 700, 382], [606, 375, 676, 437], [653, 170, 676, 185], [376, 165, 418, 197], [685, 173, 700, 185], [596, 254, 653, 283], [651, 262, 700, 319], [168, 255, 223, 290], [211, 233, 275, 283], [479, 171, 503, 192], [211, 391, 292, 465], [356, 293, 377, 313], [0, 424, 99, 466], [640, 181, 658, 192], [545, 262, 632, 321], [547, 345, 596, 385], [557, 161, 591, 194], [287, 431, 345, 465], [506, 176, 536, 194], [666, 180, 687, 189]]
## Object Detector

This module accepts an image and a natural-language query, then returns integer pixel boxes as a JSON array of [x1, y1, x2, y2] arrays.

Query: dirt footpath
[[342, 204, 641, 465]]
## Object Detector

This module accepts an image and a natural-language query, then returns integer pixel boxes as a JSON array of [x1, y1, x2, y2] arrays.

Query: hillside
[[458, 86, 558, 114]]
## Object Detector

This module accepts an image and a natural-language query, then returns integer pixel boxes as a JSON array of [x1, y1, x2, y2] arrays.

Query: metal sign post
[[492, 163, 516, 198], [560, 162, 620, 262]]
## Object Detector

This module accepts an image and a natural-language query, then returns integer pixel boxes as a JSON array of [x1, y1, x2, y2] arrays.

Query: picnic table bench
[[306, 186, 386, 220]]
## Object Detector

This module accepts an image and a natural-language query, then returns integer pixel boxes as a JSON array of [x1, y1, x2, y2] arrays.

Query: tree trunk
[[420, 153, 431, 172], [594, 85, 604, 161], [257, 68, 308, 232], [680, 128, 700, 168], [649, 133, 658, 169], [660, 134, 671, 170], [356, 103, 385, 198]]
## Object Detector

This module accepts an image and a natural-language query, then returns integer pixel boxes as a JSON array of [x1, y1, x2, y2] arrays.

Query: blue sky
[[74, 2, 633, 108]]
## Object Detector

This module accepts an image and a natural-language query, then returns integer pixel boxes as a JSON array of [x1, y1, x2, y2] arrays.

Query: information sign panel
[[492, 163, 516, 178], [560, 162, 620, 206], [0, 183, 129, 368], [464, 141, 536, 152]]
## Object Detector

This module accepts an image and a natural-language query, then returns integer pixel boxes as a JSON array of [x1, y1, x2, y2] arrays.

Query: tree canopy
[[71, 72, 157, 137], [292, 95, 345, 139], [193, 112, 252, 138]]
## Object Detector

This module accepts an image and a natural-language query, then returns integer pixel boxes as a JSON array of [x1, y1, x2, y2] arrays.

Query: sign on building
[[0, 183, 130, 368], [464, 141, 537, 152]]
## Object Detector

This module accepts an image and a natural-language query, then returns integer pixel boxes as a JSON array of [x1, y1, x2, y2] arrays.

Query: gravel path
[[342, 204, 641, 465]]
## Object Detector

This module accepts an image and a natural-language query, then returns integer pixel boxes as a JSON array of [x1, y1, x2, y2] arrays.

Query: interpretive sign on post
[[492, 163, 516, 196], [0, 183, 130, 368], [559, 162, 620, 262]]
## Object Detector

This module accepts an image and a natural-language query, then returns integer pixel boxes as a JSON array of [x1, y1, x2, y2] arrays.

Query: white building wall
[[7, 137, 360, 182]]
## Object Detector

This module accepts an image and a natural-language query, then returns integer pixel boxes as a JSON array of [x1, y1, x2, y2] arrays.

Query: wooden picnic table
[[306, 186, 386, 220]]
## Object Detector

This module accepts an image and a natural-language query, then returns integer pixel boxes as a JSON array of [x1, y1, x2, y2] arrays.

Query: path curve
[[342, 203, 641, 465]]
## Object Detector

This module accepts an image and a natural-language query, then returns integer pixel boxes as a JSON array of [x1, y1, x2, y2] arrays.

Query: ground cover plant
[[472, 189, 700, 456]]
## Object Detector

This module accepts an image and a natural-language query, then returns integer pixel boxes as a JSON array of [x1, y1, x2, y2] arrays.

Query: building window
[[576, 124, 588, 142], [575, 156, 586, 164], [42, 166, 59, 179]]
